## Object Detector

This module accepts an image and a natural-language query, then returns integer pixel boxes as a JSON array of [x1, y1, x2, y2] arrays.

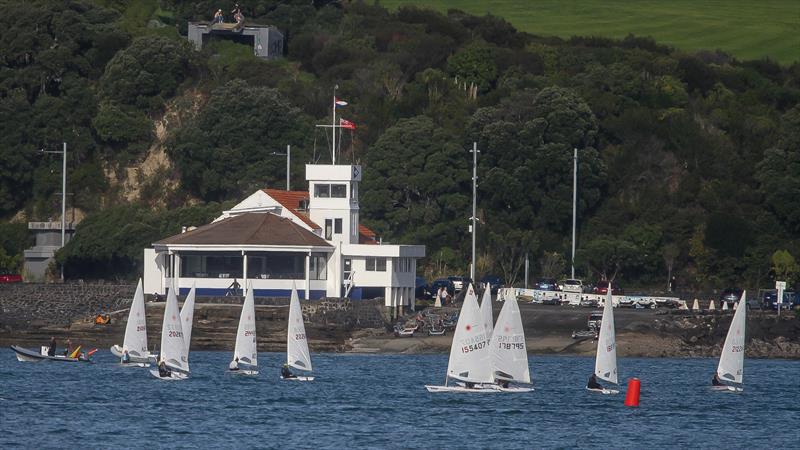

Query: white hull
[[228, 369, 259, 376], [149, 369, 189, 381], [281, 375, 314, 381], [425, 385, 500, 393], [110, 345, 155, 363], [712, 385, 743, 392], [587, 387, 619, 395], [15, 352, 44, 362], [120, 362, 149, 368]]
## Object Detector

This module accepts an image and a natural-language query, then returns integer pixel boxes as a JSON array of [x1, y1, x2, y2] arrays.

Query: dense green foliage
[[1, 1, 798, 290], [381, 0, 800, 64]]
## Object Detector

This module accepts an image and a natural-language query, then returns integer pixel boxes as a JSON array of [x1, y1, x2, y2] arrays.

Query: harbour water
[[1, 349, 798, 448]]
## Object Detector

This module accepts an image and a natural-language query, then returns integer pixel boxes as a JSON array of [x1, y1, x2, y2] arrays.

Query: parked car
[[447, 276, 472, 292], [479, 275, 503, 294], [719, 288, 744, 306], [592, 280, 621, 295], [587, 312, 603, 331], [762, 290, 798, 310], [415, 276, 431, 299], [533, 277, 559, 291], [430, 278, 455, 296], [0, 269, 22, 283], [558, 278, 584, 293]]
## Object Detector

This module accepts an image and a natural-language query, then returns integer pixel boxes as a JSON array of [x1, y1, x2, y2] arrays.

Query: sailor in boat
[[121, 350, 130, 364], [47, 337, 57, 357], [229, 357, 240, 372], [281, 363, 297, 379], [158, 359, 172, 378], [712, 373, 724, 387], [587, 374, 603, 390]]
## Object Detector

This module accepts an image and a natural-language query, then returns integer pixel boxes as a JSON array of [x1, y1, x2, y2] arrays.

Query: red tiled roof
[[154, 213, 331, 247], [359, 224, 378, 245], [263, 189, 320, 230]]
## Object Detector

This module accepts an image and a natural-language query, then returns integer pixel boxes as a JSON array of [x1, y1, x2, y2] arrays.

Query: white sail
[[594, 288, 618, 384], [717, 291, 746, 384], [180, 283, 197, 352], [489, 295, 530, 384], [122, 279, 148, 359], [446, 284, 492, 383], [233, 283, 258, 368], [160, 281, 189, 372], [480, 287, 494, 340], [287, 283, 312, 372]]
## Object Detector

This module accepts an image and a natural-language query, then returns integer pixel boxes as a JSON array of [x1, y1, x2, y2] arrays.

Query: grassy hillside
[[381, 0, 800, 63]]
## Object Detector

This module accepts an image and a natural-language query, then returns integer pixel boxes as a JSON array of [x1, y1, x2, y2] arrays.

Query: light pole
[[269, 144, 291, 190], [40, 142, 67, 282], [571, 147, 577, 279], [470, 142, 479, 284]]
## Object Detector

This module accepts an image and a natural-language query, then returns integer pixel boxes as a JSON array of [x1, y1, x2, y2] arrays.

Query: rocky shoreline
[[1, 283, 798, 358]]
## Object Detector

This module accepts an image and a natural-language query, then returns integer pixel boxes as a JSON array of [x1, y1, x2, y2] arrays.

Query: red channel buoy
[[624, 378, 641, 407]]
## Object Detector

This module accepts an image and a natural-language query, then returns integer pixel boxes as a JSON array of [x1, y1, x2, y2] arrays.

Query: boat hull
[[110, 345, 156, 363], [425, 385, 499, 393], [11, 346, 86, 363], [149, 369, 189, 380], [711, 385, 743, 393], [228, 369, 259, 376], [587, 387, 619, 395], [281, 375, 314, 381]]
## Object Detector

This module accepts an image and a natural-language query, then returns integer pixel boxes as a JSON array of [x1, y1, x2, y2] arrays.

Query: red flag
[[340, 118, 356, 130]]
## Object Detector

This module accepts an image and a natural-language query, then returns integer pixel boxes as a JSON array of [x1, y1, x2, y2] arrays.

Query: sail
[[160, 281, 189, 372], [717, 291, 746, 384], [180, 283, 197, 352], [122, 279, 148, 358], [489, 295, 530, 384], [480, 287, 493, 340], [594, 288, 618, 384], [287, 283, 312, 371], [446, 284, 492, 383], [234, 283, 257, 368]]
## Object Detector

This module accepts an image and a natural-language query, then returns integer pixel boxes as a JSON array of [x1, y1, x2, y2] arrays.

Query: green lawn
[[381, 0, 800, 64]]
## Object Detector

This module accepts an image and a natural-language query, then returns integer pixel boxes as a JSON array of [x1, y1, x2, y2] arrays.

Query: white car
[[558, 279, 584, 293]]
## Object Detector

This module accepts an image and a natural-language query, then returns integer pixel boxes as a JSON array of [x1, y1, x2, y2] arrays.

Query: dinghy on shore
[[229, 282, 258, 376], [425, 284, 497, 393], [713, 291, 746, 393], [587, 289, 619, 395], [110, 279, 155, 365], [282, 283, 314, 381], [149, 282, 190, 380]]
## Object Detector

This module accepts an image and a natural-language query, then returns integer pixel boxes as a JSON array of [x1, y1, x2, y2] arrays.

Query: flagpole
[[332, 85, 337, 165]]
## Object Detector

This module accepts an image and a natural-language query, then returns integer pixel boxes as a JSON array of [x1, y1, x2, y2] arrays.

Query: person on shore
[[712, 373, 723, 386], [47, 337, 56, 357], [281, 363, 296, 379], [229, 357, 240, 371], [587, 374, 603, 390], [213, 9, 223, 23], [158, 359, 171, 378], [122, 350, 130, 364]]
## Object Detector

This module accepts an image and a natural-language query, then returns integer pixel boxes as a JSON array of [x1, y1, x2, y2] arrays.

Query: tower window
[[330, 184, 346, 198], [315, 184, 330, 198], [334, 218, 342, 234]]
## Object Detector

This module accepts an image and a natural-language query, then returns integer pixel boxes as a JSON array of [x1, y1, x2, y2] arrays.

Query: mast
[[332, 85, 337, 165]]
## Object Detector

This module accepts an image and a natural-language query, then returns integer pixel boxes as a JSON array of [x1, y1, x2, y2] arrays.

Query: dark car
[[479, 275, 503, 294], [592, 280, 621, 295], [534, 277, 559, 291], [762, 290, 797, 310], [430, 278, 455, 296], [415, 276, 430, 299], [447, 276, 473, 292], [719, 288, 744, 306], [0, 269, 22, 283]]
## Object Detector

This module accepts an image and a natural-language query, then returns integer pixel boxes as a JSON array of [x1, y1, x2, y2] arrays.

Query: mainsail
[[594, 288, 618, 384], [122, 279, 148, 359], [489, 295, 531, 384], [180, 283, 197, 352], [446, 284, 492, 383], [287, 283, 312, 372], [234, 283, 258, 368], [480, 287, 494, 340], [717, 291, 746, 384], [160, 281, 189, 372]]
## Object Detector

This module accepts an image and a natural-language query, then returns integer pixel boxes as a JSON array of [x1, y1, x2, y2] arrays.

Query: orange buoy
[[624, 378, 641, 407]]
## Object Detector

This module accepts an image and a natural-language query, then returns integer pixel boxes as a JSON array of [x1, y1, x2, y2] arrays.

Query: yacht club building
[[143, 164, 425, 311]]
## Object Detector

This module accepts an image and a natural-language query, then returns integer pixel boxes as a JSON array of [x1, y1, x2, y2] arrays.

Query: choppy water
[[1, 349, 798, 449]]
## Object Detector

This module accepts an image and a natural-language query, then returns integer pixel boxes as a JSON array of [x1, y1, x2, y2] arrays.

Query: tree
[[447, 43, 498, 92], [539, 252, 566, 279], [756, 106, 800, 233], [771, 250, 799, 285], [578, 237, 639, 281]]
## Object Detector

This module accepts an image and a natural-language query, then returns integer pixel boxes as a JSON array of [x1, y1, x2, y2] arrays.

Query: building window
[[315, 184, 330, 198], [343, 258, 352, 281], [181, 252, 243, 279], [330, 184, 346, 198], [325, 219, 333, 240], [310, 253, 327, 280], [366, 257, 386, 272], [334, 218, 342, 234], [246, 252, 305, 279]]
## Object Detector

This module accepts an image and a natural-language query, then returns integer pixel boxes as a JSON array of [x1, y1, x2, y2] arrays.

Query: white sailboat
[[229, 282, 258, 375], [180, 283, 197, 354], [588, 289, 619, 394], [480, 287, 494, 340], [714, 291, 746, 392], [110, 278, 155, 365], [488, 294, 533, 392], [149, 281, 189, 380], [425, 284, 496, 393], [282, 282, 314, 381]]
